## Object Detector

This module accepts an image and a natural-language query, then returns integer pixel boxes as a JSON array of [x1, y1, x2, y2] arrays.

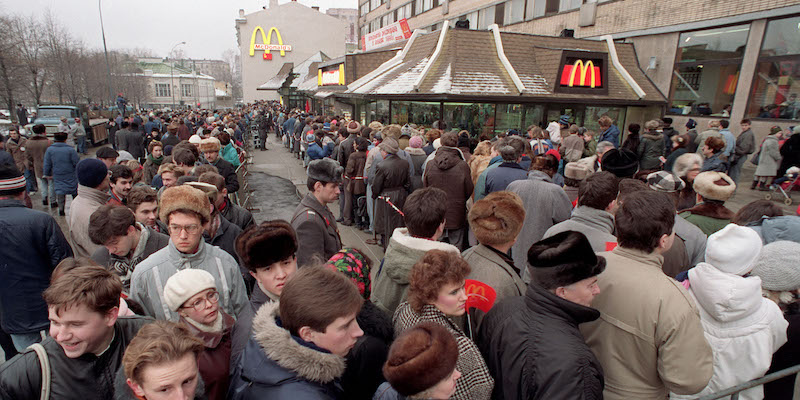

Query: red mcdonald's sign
[[465, 279, 497, 313], [560, 60, 602, 88]]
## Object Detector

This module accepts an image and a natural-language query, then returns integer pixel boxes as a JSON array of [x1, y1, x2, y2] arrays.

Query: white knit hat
[[189, 135, 202, 144], [163, 269, 217, 312], [705, 224, 763, 276], [750, 241, 800, 291]]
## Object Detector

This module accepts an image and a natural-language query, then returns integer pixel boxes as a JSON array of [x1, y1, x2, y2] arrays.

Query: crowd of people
[[0, 100, 799, 400]]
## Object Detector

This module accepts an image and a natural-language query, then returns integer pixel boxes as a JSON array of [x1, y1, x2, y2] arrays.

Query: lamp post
[[170, 41, 186, 110], [98, 0, 113, 107]]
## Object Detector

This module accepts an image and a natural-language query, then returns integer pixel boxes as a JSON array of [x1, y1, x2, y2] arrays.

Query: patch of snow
[[452, 71, 511, 94], [352, 61, 409, 94], [519, 74, 551, 95], [431, 63, 453, 94], [374, 57, 430, 95]]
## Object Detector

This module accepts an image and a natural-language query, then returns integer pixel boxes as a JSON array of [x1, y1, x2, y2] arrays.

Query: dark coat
[[478, 284, 604, 400], [342, 301, 394, 400], [90, 226, 169, 292], [143, 156, 163, 185], [484, 162, 528, 194], [0, 316, 152, 400], [291, 193, 342, 268], [43, 142, 79, 194], [161, 133, 181, 148], [337, 135, 356, 172], [118, 129, 144, 159], [778, 133, 800, 176], [210, 157, 240, 193], [230, 285, 273, 369], [637, 132, 665, 171], [183, 312, 235, 400], [221, 198, 256, 231], [373, 154, 410, 238], [205, 215, 243, 266], [764, 304, 800, 399], [0, 199, 72, 334], [423, 147, 474, 230], [346, 151, 368, 195], [406, 148, 427, 192]]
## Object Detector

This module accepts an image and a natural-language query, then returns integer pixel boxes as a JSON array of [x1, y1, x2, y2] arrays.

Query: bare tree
[[0, 15, 24, 121], [10, 15, 48, 107]]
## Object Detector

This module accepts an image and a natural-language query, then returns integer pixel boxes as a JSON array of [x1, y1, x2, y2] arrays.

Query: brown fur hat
[[159, 185, 211, 225], [468, 191, 525, 246], [235, 220, 298, 272], [346, 120, 362, 134], [383, 322, 458, 396], [693, 171, 736, 202], [368, 121, 384, 131], [199, 137, 221, 153], [382, 124, 402, 140]]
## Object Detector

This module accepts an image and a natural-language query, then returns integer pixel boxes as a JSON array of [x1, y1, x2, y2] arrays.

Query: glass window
[[746, 16, 800, 120], [155, 83, 170, 97], [181, 84, 192, 97], [371, 0, 380, 11], [676, 25, 750, 62], [505, 0, 525, 25], [424, 0, 433, 12], [522, 104, 544, 131], [361, 2, 369, 16], [367, 100, 390, 124], [410, 102, 441, 126], [392, 101, 411, 125], [760, 16, 800, 57], [584, 106, 626, 133], [478, 6, 495, 30], [443, 103, 496, 138], [559, 0, 581, 12], [495, 104, 523, 133]]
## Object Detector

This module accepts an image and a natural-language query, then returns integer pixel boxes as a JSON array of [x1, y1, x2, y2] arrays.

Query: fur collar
[[390, 228, 461, 253], [682, 201, 735, 220], [251, 302, 346, 383], [642, 132, 663, 141], [405, 147, 426, 156]]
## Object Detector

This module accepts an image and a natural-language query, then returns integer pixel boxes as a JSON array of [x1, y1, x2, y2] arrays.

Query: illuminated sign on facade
[[555, 51, 608, 95], [560, 60, 602, 88], [318, 64, 346, 86], [249, 26, 292, 61]]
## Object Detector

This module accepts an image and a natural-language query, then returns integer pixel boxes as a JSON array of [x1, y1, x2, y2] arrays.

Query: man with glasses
[[129, 185, 248, 321]]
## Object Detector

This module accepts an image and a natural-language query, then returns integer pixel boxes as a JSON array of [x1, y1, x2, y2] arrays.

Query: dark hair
[[198, 172, 225, 192], [403, 187, 447, 238], [407, 250, 470, 313], [217, 131, 231, 145], [44, 263, 122, 317], [617, 178, 649, 204], [109, 164, 133, 185], [127, 186, 158, 212], [172, 147, 197, 166], [355, 136, 370, 152], [89, 204, 137, 245], [280, 266, 363, 336], [719, 120, 729, 129], [131, 122, 139, 130], [54, 132, 68, 142], [662, 117, 673, 125], [121, 121, 130, 129], [627, 123, 640, 136], [33, 124, 46, 134], [704, 136, 725, 153], [740, 119, 751, 124], [615, 191, 675, 253], [440, 131, 458, 147], [236, 220, 298, 272], [578, 171, 619, 210], [733, 200, 784, 225], [530, 154, 558, 175]]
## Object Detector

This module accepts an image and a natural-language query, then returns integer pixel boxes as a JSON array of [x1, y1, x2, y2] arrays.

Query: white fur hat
[[693, 171, 736, 202], [163, 269, 217, 312], [705, 224, 763, 276]]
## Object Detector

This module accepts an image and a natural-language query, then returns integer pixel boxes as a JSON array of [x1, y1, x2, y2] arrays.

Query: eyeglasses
[[169, 224, 202, 234], [183, 291, 219, 311]]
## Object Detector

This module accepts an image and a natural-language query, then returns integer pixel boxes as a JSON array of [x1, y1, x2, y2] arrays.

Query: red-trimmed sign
[[555, 51, 608, 95], [560, 60, 602, 88], [362, 19, 412, 51]]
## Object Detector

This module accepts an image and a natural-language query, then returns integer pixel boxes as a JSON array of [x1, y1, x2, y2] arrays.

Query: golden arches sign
[[249, 26, 292, 58], [564, 60, 600, 88]]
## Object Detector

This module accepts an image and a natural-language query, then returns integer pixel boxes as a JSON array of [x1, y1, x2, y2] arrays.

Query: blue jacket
[[43, 142, 79, 194], [701, 153, 727, 172], [720, 129, 736, 158], [307, 142, 333, 160], [283, 117, 297, 134], [485, 162, 529, 194], [747, 216, 800, 244], [0, 199, 72, 333], [598, 124, 621, 148]]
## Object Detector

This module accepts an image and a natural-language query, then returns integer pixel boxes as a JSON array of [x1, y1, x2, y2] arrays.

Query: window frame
[[155, 83, 171, 98]]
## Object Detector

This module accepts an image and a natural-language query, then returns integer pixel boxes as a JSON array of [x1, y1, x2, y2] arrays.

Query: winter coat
[[695, 128, 722, 153], [679, 202, 735, 236], [221, 143, 240, 167], [406, 147, 427, 192], [701, 152, 727, 172], [764, 303, 800, 399], [673, 215, 707, 269], [561, 134, 585, 162], [143, 155, 163, 185], [221, 197, 255, 231], [423, 147, 473, 230], [484, 162, 528, 194], [637, 132, 665, 171], [177, 124, 192, 141], [507, 171, 573, 277], [91, 225, 170, 292], [0, 199, 72, 334], [473, 156, 503, 201], [161, 133, 180, 148], [733, 128, 756, 160], [209, 157, 240, 193], [778, 133, 800, 176], [373, 154, 410, 238], [118, 129, 144, 159], [346, 151, 368, 195], [598, 124, 621, 148], [478, 283, 604, 400], [291, 193, 342, 268], [205, 214, 243, 266], [183, 312, 236, 400], [664, 148, 688, 172], [669, 264, 788, 400], [25, 134, 50, 178], [543, 206, 617, 252], [342, 301, 394, 400], [337, 135, 356, 172], [370, 228, 460, 316], [755, 135, 781, 177], [394, 303, 494, 400], [307, 142, 333, 160], [462, 244, 525, 333], [231, 284, 274, 369], [43, 142, 79, 194], [372, 382, 406, 400], [129, 240, 248, 321], [580, 246, 713, 400], [5, 137, 26, 173], [745, 215, 800, 244], [0, 316, 152, 400], [69, 185, 110, 258], [228, 302, 346, 400]]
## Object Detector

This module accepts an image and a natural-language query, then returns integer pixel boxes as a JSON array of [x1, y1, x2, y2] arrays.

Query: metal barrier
[[695, 364, 800, 400], [229, 123, 257, 211]]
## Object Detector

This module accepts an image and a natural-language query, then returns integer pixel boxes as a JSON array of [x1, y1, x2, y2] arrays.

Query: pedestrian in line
[[184, 181, 242, 265], [43, 131, 80, 215], [198, 172, 255, 231], [680, 171, 736, 235], [374, 137, 410, 249], [597, 115, 620, 148], [700, 136, 728, 172], [200, 137, 239, 193], [107, 164, 133, 206], [126, 185, 168, 233], [73, 117, 88, 155], [96, 146, 119, 169], [291, 158, 343, 267], [727, 119, 756, 183], [68, 158, 111, 257], [26, 124, 54, 206], [752, 126, 783, 191], [637, 119, 666, 171]]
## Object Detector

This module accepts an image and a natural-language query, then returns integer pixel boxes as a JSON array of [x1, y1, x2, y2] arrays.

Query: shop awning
[[257, 63, 294, 91]]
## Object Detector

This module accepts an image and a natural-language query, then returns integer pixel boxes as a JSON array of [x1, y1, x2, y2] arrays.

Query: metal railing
[[695, 364, 800, 400], [229, 122, 257, 211]]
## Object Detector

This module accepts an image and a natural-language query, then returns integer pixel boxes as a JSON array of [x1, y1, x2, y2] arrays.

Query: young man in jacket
[[69, 158, 111, 257], [198, 172, 255, 231], [200, 137, 240, 193], [291, 158, 344, 268], [25, 124, 54, 206], [0, 263, 151, 399], [580, 190, 713, 400], [478, 231, 606, 400], [728, 119, 756, 183]]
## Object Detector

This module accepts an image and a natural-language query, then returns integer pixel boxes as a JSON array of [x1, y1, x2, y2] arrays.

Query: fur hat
[[163, 269, 217, 312], [469, 191, 525, 246], [325, 248, 372, 299], [751, 241, 800, 291], [705, 224, 762, 276], [686, 118, 697, 129], [368, 121, 384, 131], [600, 149, 638, 178], [693, 171, 735, 201], [647, 171, 686, 193], [383, 322, 459, 396], [673, 153, 703, 178], [0, 163, 26, 196], [307, 158, 343, 184], [409, 135, 424, 148], [383, 125, 402, 140], [76, 158, 108, 188], [236, 220, 298, 272], [528, 231, 606, 289], [347, 120, 362, 134], [159, 185, 211, 224], [564, 162, 591, 181], [167, 122, 179, 132], [189, 135, 202, 144], [379, 137, 399, 154], [199, 137, 221, 153], [96, 147, 119, 159]]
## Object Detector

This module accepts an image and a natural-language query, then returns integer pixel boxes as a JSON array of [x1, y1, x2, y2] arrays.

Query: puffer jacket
[[670, 264, 788, 400], [43, 142, 79, 194], [423, 147, 473, 230], [637, 132, 665, 170], [478, 283, 604, 400], [228, 302, 346, 400]]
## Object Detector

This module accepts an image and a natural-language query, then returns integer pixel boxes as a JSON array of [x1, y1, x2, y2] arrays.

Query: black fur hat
[[527, 231, 606, 290], [307, 158, 343, 184], [235, 220, 298, 272]]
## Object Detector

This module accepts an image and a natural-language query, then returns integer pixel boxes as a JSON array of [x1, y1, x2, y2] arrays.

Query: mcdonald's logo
[[464, 279, 497, 313], [559, 60, 602, 88], [249, 26, 292, 60]]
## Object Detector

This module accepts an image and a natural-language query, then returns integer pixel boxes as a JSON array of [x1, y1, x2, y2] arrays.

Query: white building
[[135, 58, 217, 109]]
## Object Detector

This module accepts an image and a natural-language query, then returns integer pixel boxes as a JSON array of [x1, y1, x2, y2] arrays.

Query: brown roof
[[257, 62, 294, 91]]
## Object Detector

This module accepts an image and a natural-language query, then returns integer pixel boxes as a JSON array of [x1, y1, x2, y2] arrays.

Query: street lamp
[[170, 41, 186, 110], [98, 0, 113, 107]]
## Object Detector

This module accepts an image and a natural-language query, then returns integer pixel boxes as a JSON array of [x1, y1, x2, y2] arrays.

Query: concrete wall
[[623, 33, 679, 97], [237, 2, 347, 103]]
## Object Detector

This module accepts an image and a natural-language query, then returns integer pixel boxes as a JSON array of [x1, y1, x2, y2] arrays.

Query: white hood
[[688, 263, 763, 323]]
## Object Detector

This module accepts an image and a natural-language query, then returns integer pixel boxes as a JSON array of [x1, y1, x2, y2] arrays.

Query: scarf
[[147, 153, 164, 165], [185, 312, 224, 333], [110, 224, 150, 290]]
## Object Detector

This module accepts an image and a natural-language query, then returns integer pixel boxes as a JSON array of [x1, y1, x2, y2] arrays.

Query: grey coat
[[755, 135, 782, 177], [462, 244, 525, 333], [543, 206, 617, 252], [291, 193, 342, 268]]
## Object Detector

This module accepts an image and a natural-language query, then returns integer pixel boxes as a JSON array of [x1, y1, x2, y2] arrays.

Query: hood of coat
[[250, 301, 346, 383], [642, 132, 664, 141], [384, 228, 461, 284], [432, 147, 462, 170], [688, 263, 764, 323]]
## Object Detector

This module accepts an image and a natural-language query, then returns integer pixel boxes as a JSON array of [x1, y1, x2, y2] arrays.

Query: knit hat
[[325, 248, 372, 299], [383, 322, 459, 396], [559, 115, 570, 125], [163, 269, 217, 312], [686, 119, 697, 129], [468, 191, 525, 246], [647, 171, 686, 193], [96, 147, 119, 159], [199, 137, 221, 153], [769, 126, 782, 135], [305, 133, 316, 143], [347, 120, 362, 134], [400, 124, 414, 138], [564, 162, 591, 181], [116, 150, 135, 163], [379, 137, 399, 154], [705, 224, 762, 276], [600, 149, 638, 178], [159, 185, 211, 224], [693, 171, 736, 201], [76, 158, 109, 188], [307, 158, 343, 184], [408, 135, 423, 149], [750, 241, 800, 291], [189, 135, 202, 144], [528, 231, 606, 289], [0, 163, 26, 196]]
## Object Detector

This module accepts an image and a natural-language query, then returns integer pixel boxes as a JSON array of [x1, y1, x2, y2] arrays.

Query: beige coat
[[462, 244, 525, 332], [68, 185, 110, 258], [580, 246, 713, 400]]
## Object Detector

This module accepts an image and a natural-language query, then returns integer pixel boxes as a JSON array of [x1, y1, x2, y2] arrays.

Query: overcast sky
[[0, 0, 357, 60]]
